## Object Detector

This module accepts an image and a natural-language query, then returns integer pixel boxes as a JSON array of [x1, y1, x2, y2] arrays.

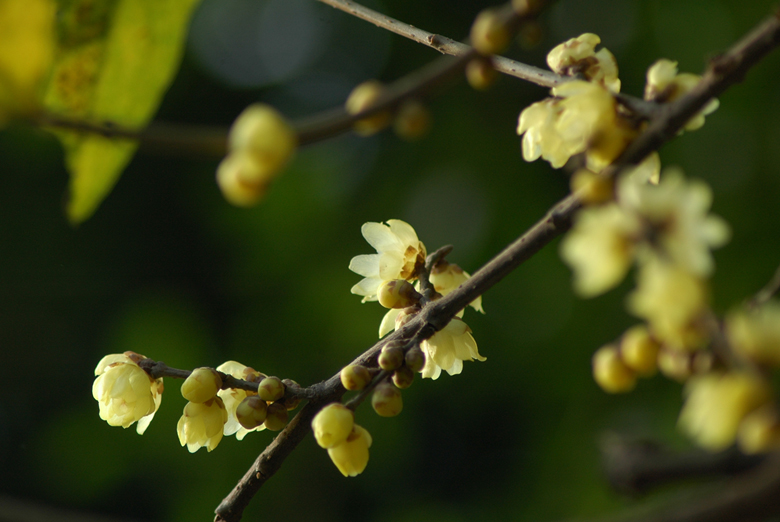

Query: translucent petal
[[348, 254, 380, 278], [379, 309, 401, 338], [361, 222, 402, 252], [378, 251, 404, 280], [387, 219, 418, 247]]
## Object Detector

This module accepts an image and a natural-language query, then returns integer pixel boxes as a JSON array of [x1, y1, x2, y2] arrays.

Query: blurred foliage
[[1, 0, 780, 520]]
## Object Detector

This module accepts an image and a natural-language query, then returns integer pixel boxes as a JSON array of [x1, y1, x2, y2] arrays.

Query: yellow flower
[[420, 317, 485, 379], [618, 169, 730, 277], [430, 261, 484, 313], [560, 203, 640, 297], [349, 220, 426, 302], [312, 403, 354, 449], [181, 367, 222, 404], [726, 301, 780, 367], [177, 397, 228, 453], [517, 98, 570, 168], [216, 361, 267, 440], [644, 59, 719, 131], [546, 33, 621, 92], [327, 424, 372, 477], [679, 372, 771, 451], [627, 258, 708, 350], [92, 352, 163, 435]]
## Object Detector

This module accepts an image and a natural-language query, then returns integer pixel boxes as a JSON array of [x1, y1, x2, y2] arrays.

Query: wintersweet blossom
[[177, 397, 228, 453], [678, 372, 771, 451], [726, 301, 780, 366], [420, 317, 485, 380], [644, 59, 719, 131], [327, 424, 372, 477], [517, 98, 569, 168], [618, 169, 730, 277], [92, 352, 163, 434], [312, 403, 355, 449], [627, 258, 708, 350], [546, 33, 621, 92], [430, 261, 484, 313], [217, 360, 267, 440], [349, 220, 427, 302], [559, 203, 640, 297]]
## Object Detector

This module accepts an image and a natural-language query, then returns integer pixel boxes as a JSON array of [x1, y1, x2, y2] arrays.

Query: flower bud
[[466, 58, 497, 90], [393, 100, 431, 141], [312, 403, 355, 449], [377, 279, 422, 309], [264, 401, 289, 431], [405, 346, 426, 373], [371, 382, 403, 417], [379, 344, 404, 371], [181, 367, 223, 403], [620, 325, 660, 376], [257, 376, 285, 402], [657, 348, 691, 382], [392, 366, 414, 389], [235, 395, 268, 430], [281, 379, 302, 410], [216, 151, 269, 207], [512, 0, 542, 15], [470, 8, 511, 55], [340, 364, 372, 391], [345, 80, 391, 136], [570, 169, 613, 205], [229, 103, 297, 174], [592, 344, 636, 393], [327, 424, 372, 477], [738, 405, 780, 454]]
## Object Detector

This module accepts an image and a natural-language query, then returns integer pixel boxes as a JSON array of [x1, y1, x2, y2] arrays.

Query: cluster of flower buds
[[93, 355, 298, 453], [517, 34, 717, 173], [345, 81, 431, 140], [349, 220, 486, 380], [216, 104, 297, 207]]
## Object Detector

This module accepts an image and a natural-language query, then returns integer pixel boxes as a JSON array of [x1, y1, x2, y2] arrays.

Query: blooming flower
[[217, 360, 267, 440], [560, 203, 640, 297], [327, 424, 372, 477], [420, 317, 485, 379], [177, 397, 228, 452], [92, 351, 163, 435], [546, 33, 621, 92], [349, 220, 426, 302], [430, 261, 484, 313], [679, 372, 771, 451], [644, 59, 719, 131], [618, 169, 730, 277], [517, 98, 569, 168]]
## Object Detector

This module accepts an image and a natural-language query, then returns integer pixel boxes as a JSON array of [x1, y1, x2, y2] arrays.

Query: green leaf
[[43, 0, 201, 224]]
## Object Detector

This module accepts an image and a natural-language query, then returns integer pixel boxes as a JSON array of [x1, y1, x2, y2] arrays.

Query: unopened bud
[[312, 403, 354, 449], [229, 103, 297, 174], [258, 376, 285, 402], [466, 58, 497, 90], [340, 365, 372, 391], [377, 279, 422, 310], [593, 344, 636, 393], [181, 367, 223, 403], [621, 325, 660, 376], [393, 100, 431, 141], [405, 346, 426, 373], [345, 80, 391, 136], [371, 382, 403, 417], [392, 366, 414, 389], [379, 343, 405, 371], [264, 401, 289, 431], [470, 8, 511, 55], [738, 405, 780, 454], [570, 169, 613, 205], [281, 379, 302, 410], [236, 395, 268, 430], [658, 349, 691, 382], [216, 152, 269, 207]]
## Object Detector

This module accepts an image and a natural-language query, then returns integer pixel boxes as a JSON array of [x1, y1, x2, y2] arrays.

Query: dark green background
[[2, 0, 780, 520]]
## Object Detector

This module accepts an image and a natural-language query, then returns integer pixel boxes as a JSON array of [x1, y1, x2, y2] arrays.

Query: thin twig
[[747, 263, 780, 309]]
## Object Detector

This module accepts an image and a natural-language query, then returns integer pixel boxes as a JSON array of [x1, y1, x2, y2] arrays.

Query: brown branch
[[213, 12, 780, 522]]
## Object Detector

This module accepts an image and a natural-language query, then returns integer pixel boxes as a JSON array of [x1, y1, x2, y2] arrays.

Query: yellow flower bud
[[312, 403, 355, 449], [327, 424, 372, 477], [620, 325, 659, 376], [264, 402, 289, 431], [216, 151, 269, 207], [404, 346, 426, 373], [257, 376, 285, 402], [570, 169, 614, 205], [726, 302, 780, 367], [377, 279, 422, 309], [393, 100, 431, 141], [228, 103, 297, 175], [379, 343, 405, 371], [345, 80, 391, 136], [466, 58, 498, 91], [181, 367, 222, 403], [470, 8, 511, 55], [92, 352, 163, 435], [592, 344, 636, 393], [657, 348, 691, 382], [340, 364, 372, 391], [392, 366, 415, 389], [235, 395, 268, 430], [371, 382, 403, 417], [738, 405, 780, 454], [216, 361, 267, 440], [177, 397, 228, 453]]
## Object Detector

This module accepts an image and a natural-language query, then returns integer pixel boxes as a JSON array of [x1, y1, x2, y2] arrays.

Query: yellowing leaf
[[0, 0, 56, 123], [43, 0, 201, 224]]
